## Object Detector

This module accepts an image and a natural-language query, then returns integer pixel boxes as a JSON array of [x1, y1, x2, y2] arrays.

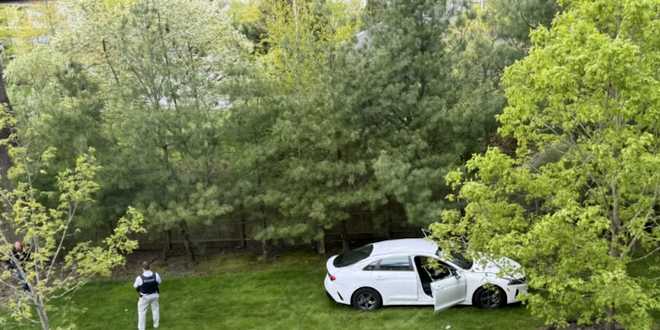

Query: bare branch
[[45, 202, 78, 284], [630, 246, 660, 263], [101, 39, 121, 85]]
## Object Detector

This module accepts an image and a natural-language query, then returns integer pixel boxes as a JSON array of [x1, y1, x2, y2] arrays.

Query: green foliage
[[0, 3, 61, 56], [430, 0, 659, 328], [7, 44, 109, 230], [5, 0, 548, 251], [10, 0, 255, 253], [485, 0, 559, 45], [344, 0, 500, 225], [0, 142, 145, 329], [222, 0, 368, 247], [3, 0, 656, 327]]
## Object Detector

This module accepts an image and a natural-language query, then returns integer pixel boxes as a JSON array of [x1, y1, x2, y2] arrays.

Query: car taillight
[[328, 273, 336, 281]]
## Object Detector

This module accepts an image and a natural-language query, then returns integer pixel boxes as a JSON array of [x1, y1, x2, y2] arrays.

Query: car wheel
[[473, 285, 506, 309], [351, 288, 382, 311]]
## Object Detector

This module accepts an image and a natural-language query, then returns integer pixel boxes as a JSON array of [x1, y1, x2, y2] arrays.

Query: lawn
[[5, 252, 543, 330], [4, 251, 658, 330]]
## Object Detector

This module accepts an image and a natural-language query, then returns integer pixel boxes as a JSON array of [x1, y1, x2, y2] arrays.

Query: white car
[[324, 238, 527, 311]]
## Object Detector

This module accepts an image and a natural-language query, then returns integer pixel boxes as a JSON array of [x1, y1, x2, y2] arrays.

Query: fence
[[131, 216, 424, 255]]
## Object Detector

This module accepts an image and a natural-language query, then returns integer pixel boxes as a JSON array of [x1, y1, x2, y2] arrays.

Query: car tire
[[473, 285, 506, 309], [351, 288, 382, 311]]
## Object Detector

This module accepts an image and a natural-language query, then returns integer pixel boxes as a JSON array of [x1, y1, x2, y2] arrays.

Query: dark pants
[[12, 269, 30, 291]]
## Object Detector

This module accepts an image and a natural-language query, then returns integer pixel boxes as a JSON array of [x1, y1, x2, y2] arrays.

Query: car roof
[[370, 238, 438, 257]]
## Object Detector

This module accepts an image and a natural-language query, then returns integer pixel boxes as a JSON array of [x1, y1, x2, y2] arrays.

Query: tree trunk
[[340, 220, 350, 253], [260, 236, 270, 261], [317, 229, 326, 256], [609, 183, 622, 258], [260, 215, 271, 260], [607, 308, 617, 330], [385, 217, 392, 239], [258, 187, 270, 260], [239, 217, 247, 249], [35, 300, 49, 330], [161, 230, 172, 261], [178, 222, 196, 264], [385, 201, 394, 239], [0, 59, 14, 190]]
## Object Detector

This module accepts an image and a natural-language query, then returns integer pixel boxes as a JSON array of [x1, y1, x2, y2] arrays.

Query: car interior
[[414, 256, 453, 297]]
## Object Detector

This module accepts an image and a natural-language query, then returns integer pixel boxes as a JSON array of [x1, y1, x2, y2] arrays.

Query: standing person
[[133, 261, 161, 330]]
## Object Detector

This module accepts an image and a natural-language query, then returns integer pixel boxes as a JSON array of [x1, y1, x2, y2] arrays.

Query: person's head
[[141, 261, 151, 271], [14, 241, 22, 251]]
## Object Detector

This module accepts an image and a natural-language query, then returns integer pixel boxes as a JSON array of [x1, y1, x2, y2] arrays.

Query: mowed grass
[[8, 252, 541, 330], [5, 251, 659, 330]]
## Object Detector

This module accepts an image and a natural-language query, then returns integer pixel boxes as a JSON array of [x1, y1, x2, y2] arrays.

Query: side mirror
[[451, 268, 461, 279]]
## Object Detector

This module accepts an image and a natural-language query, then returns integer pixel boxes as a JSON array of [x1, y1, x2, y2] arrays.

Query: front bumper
[[505, 283, 528, 304]]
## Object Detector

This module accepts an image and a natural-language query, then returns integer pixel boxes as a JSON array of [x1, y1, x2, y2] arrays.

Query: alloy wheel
[[479, 288, 503, 308], [356, 292, 378, 310]]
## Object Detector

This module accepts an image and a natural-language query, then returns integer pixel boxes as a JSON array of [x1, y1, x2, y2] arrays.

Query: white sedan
[[324, 238, 527, 311]]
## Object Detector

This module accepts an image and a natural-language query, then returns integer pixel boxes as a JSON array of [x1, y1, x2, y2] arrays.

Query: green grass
[[5, 251, 659, 330], [6, 252, 543, 330]]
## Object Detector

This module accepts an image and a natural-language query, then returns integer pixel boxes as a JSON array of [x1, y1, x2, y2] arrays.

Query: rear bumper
[[324, 275, 350, 305]]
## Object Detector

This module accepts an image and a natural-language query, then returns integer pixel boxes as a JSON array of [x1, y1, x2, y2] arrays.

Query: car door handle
[[375, 275, 386, 280]]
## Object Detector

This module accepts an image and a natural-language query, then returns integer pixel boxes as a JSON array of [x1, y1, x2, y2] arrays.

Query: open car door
[[431, 272, 467, 312]]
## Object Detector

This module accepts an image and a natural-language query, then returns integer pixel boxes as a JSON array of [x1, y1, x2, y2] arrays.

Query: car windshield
[[333, 244, 373, 267], [436, 249, 473, 270]]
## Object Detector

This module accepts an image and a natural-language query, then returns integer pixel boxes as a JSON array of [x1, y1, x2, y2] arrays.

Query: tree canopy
[[0, 0, 657, 328], [430, 0, 659, 328]]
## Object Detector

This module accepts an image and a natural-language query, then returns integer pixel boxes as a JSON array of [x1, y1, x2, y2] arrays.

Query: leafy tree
[[6, 46, 108, 201], [439, 0, 560, 155], [485, 0, 559, 46], [54, 0, 249, 262], [0, 2, 67, 190], [0, 2, 60, 55], [225, 0, 367, 255], [228, 0, 271, 55], [263, 0, 371, 252], [430, 0, 659, 328], [0, 141, 144, 330], [345, 0, 497, 226]]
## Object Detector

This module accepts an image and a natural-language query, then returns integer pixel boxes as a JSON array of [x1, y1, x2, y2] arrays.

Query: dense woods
[[0, 0, 657, 329], [1, 0, 555, 257]]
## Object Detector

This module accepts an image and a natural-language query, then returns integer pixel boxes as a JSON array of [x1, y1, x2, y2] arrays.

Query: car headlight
[[508, 277, 526, 285]]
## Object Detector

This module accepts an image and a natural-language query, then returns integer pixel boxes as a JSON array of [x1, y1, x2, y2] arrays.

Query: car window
[[436, 249, 474, 270], [363, 260, 379, 271], [364, 256, 413, 271], [333, 244, 374, 267], [421, 257, 453, 280]]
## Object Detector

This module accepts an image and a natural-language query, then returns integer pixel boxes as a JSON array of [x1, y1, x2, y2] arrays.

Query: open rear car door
[[431, 272, 467, 312]]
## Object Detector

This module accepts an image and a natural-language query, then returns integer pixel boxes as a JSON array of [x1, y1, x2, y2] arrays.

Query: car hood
[[469, 256, 524, 278]]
